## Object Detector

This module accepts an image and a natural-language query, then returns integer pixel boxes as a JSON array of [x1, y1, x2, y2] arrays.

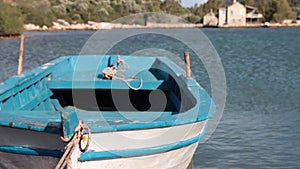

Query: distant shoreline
[[23, 21, 300, 32], [24, 22, 204, 31], [219, 23, 300, 28], [1, 22, 299, 39]]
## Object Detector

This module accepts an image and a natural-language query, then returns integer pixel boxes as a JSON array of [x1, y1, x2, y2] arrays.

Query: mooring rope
[[102, 56, 143, 90], [56, 120, 91, 169], [114, 76, 143, 90]]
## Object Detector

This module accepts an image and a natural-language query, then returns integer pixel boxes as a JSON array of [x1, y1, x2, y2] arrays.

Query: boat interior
[[0, 55, 199, 132]]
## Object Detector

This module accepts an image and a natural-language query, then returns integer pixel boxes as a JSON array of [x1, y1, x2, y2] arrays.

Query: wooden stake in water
[[17, 34, 25, 76], [184, 51, 191, 78]]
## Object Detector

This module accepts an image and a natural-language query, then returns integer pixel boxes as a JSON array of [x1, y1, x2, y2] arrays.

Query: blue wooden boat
[[0, 55, 215, 169]]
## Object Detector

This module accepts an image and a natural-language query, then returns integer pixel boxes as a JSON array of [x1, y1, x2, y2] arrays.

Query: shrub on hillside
[[15, 0, 55, 27], [0, 1, 24, 35]]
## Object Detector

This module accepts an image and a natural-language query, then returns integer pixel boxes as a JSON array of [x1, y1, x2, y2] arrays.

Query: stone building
[[218, 7, 227, 26], [218, 0, 251, 27], [203, 9, 218, 27], [217, 0, 264, 27], [227, 0, 246, 26]]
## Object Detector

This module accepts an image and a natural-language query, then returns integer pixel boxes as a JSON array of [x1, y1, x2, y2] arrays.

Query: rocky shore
[[219, 22, 300, 28], [23, 19, 300, 32], [24, 19, 203, 31]]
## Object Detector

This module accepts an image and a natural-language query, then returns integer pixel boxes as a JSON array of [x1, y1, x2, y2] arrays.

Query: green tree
[[15, 0, 55, 26], [288, 0, 300, 19], [161, 0, 188, 16], [271, 0, 297, 22], [202, 0, 225, 14], [144, 0, 162, 12], [245, 0, 256, 6], [0, 1, 24, 35]]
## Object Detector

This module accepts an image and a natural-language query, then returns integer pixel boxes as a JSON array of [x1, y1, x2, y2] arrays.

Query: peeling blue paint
[[0, 146, 63, 157]]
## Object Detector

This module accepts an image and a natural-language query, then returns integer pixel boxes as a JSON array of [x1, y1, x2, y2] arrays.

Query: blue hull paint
[[0, 146, 62, 158]]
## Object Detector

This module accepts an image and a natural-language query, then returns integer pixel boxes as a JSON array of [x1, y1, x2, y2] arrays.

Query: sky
[[180, 0, 208, 7]]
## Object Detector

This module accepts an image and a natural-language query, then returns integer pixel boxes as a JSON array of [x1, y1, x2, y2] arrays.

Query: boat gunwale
[[0, 55, 216, 133], [0, 96, 212, 133]]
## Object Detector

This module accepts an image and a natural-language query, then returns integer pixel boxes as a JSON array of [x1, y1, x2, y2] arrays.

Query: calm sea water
[[0, 28, 299, 169]]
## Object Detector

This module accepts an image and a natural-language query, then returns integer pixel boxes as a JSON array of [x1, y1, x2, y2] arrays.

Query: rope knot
[[102, 56, 143, 90]]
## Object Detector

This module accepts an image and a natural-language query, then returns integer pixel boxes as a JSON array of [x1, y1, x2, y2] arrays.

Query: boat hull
[[0, 126, 64, 151], [0, 121, 205, 169], [75, 142, 198, 169], [0, 152, 59, 169], [0, 126, 64, 169], [0, 55, 216, 169], [88, 121, 206, 152], [68, 121, 206, 169]]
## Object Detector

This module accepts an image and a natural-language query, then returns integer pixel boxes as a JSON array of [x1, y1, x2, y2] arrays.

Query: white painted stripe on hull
[[88, 121, 206, 152], [74, 142, 199, 169]]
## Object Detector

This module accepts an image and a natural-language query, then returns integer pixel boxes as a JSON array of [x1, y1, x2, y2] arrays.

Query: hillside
[[0, 0, 299, 35]]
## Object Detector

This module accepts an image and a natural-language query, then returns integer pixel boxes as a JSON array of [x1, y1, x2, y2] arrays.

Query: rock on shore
[[24, 19, 300, 31], [24, 19, 202, 31]]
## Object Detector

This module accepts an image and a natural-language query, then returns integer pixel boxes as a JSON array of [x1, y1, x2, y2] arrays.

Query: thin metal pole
[[184, 51, 191, 78], [17, 34, 25, 76]]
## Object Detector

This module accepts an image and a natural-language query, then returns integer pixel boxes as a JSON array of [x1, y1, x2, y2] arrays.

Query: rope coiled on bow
[[102, 56, 143, 90]]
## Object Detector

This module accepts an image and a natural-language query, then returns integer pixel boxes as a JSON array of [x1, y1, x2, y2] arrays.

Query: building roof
[[245, 5, 258, 10], [228, 1, 245, 9]]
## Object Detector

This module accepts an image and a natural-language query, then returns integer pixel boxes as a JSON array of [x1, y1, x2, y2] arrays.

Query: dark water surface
[[0, 28, 299, 168]]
